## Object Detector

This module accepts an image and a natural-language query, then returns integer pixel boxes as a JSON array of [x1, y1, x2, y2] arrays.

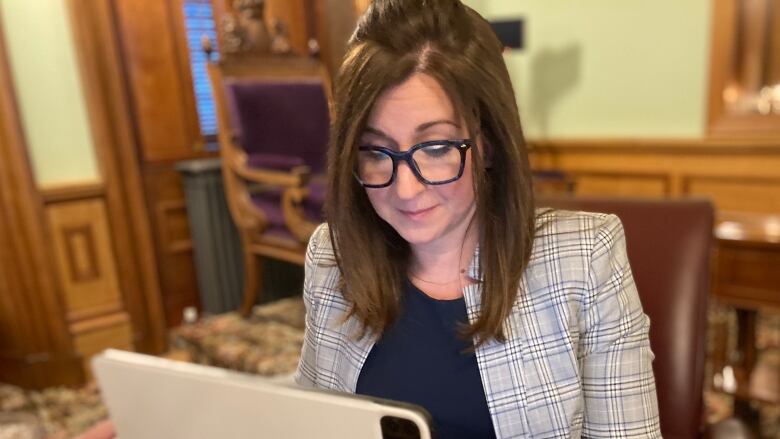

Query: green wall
[[1, 0, 99, 186], [464, 0, 711, 139]]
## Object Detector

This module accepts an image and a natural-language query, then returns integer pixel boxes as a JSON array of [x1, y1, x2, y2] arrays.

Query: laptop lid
[[92, 349, 433, 439]]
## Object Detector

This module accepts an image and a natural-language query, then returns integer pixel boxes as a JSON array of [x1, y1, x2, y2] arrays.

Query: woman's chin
[[395, 226, 439, 247]]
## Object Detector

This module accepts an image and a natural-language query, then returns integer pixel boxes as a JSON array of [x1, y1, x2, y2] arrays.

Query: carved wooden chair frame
[[208, 55, 331, 315]]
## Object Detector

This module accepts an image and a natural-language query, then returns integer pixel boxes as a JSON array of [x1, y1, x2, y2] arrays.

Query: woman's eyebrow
[[362, 127, 397, 145], [362, 120, 460, 144], [416, 120, 460, 133]]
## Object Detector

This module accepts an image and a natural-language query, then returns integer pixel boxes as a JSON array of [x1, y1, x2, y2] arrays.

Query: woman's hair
[[325, 0, 535, 344]]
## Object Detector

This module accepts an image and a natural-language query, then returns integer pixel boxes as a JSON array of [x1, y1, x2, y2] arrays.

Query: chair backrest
[[210, 56, 331, 169], [225, 79, 329, 174], [537, 195, 714, 439], [208, 56, 330, 231]]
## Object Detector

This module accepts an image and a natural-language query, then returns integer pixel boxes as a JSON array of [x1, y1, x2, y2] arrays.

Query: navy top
[[355, 280, 496, 439]]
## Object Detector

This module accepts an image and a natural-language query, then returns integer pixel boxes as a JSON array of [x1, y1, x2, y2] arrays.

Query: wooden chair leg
[[240, 239, 262, 317]]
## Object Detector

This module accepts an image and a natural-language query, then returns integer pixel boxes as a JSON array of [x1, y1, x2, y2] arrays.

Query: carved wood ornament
[[218, 0, 292, 57]]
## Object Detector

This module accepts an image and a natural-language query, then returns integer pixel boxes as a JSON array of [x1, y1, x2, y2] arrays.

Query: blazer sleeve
[[294, 223, 329, 388], [578, 214, 662, 438]]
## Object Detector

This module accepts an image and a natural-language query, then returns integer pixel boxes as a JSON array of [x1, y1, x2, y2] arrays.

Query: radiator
[[176, 158, 303, 315], [177, 158, 243, 314]]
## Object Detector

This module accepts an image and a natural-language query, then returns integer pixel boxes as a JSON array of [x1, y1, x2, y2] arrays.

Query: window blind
[[183, 0, 219, 139]]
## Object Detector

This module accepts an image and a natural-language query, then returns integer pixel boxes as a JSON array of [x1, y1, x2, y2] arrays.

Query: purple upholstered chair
[[208, 56, 330, 316]]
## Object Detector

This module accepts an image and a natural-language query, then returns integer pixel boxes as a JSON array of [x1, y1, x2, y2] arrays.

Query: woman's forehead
[[365, 72, 464, 134]]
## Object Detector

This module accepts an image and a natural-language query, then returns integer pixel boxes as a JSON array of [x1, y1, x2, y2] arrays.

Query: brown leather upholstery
[[538, 196, 714, 439]]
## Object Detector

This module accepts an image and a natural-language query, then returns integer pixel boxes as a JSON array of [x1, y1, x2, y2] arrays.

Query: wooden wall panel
[[316, 0, 360, 77], [113, 0, 200, 161], [109, 0, 215, 329], [46, 198, 123, 318], [65, 0, 168, 354], [683, 176, 780, 214], [530, 139, 780, 201], [143, 165, 201, 327], [0, 11, 84, 388], [71, 314, 133, 378], [572, 172, 670, 198]]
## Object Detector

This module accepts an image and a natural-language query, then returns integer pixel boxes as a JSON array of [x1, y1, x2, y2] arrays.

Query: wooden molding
[[569, 171, 672, 198], [63, 225, 101, 282], [68, 302, 123, 322], [41, 181, 105, 204], [529, 138, 780, 155], [69, 311, 130, 334]]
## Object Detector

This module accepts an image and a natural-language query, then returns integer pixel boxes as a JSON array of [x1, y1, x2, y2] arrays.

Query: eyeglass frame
[[354, 139, 474, 189]]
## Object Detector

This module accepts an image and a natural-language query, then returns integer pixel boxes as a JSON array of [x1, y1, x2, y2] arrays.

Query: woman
[[295, 0, 661, 438]]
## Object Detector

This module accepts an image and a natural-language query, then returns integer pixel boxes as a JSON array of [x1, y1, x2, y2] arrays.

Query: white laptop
[[92, 349, 433, 439]]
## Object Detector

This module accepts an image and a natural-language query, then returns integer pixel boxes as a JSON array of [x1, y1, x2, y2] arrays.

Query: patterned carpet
[[0, 298, 305, 439], [1, 299, 778, 438]]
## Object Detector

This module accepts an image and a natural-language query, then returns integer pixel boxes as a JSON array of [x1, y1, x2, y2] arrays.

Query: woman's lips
[[399, 205, 438, 220]]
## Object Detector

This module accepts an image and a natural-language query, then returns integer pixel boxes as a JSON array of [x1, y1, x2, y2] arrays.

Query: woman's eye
[[363, 150, 390, 161], [421, 144, 452, 157]]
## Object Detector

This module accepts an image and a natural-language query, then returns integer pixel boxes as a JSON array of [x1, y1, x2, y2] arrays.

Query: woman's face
[[360, 72, 477, 251]]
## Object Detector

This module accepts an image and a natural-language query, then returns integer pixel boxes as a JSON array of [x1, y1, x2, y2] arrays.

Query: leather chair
[[537, 196, 714, 439], [208, 56, 330, 316]]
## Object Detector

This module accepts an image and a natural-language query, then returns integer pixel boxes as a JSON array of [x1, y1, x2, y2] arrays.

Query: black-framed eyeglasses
[[355, 139, 473, 188]]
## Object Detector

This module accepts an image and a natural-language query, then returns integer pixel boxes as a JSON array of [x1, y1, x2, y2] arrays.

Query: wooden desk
[[713, 212, 780, 404]]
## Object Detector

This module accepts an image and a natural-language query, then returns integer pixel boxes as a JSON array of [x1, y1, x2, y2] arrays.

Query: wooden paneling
[[0, 11, 84, 388], [316, 0, 360, 77], [143, 165, 201, 327], [156, 199, 194, 254], [65, 0, 168, 354], [113, 0, 201, 161], [71, 313, 133, 379], [683, 176, 780, 214], [109, 0, 216, 327], [46, 199, 123, 318], [530, 139, 780, 201], [572, 172, 670, 198]]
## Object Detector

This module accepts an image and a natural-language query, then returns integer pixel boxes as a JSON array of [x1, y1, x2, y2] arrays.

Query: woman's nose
[[394, 161, 425, 200]]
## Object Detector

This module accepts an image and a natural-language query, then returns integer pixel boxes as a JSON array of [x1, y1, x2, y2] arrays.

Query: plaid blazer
[[295, 209, 661, 438]]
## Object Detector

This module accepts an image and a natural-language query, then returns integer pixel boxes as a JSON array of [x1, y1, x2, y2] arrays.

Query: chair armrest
[[230, 156, 311, 188], [246, 152, 306, 172]]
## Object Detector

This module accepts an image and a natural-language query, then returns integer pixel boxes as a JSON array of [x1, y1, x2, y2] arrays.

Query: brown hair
[[325, 0, 535, 345]]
